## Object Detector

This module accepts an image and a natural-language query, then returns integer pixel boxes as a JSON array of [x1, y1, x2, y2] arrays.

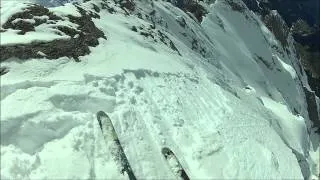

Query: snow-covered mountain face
[[34, 0, 80, 7], [0, 0, 319, 179], [242, 0, 320, 100]]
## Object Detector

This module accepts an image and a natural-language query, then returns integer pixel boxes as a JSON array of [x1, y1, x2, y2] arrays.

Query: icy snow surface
[[1, 0, 319, 179]]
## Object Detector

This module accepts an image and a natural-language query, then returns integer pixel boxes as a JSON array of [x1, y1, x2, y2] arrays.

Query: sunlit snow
[[0, 0, 319, 179]]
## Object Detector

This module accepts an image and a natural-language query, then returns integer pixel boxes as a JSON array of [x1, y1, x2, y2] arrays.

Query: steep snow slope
[[33, 0, 80, 7], [1, 0, 319, 179]]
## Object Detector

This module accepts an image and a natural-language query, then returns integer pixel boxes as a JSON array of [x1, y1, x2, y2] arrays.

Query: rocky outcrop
[[0, 3, 106, 62], [2, 4, 62, 34], [130, 24, 181, 55], [263, 10, 290, 48], [304, 86, 320, 133], [242, 0, 320, 137], [99, 0, 135, 15], [0, 66, 9, 76], [225, 0, 246, 13], [242, 0, 320, 98], [172, 0, 208, 22], [292, 18, 320, 97], [241, 0, 291, 48]]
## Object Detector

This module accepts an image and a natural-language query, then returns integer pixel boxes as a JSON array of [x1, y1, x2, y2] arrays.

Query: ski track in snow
[[1, 0, 318, 179]]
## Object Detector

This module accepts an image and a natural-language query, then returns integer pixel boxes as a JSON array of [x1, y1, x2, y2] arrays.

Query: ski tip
[[161, 147, 174, 158], [96, 111, 109, 129], [96, 110, 108, 118], [162, 147, 190, 180]]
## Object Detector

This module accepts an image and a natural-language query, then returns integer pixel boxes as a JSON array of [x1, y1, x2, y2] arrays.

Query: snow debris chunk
[[37, 51, 47, 57], [274, 55, 297, 79]]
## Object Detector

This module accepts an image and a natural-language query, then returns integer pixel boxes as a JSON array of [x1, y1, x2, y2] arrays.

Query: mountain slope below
[[1, 0, 319, 179]]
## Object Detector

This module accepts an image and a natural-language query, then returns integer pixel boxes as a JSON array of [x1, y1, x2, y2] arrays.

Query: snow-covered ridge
[[1, 0, 319, 179]]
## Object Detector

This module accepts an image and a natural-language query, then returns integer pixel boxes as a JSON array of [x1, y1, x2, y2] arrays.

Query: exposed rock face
[[99, 0, 135, 15], [304, 86, 320, 133], [242, 0, 320, 98], [0, 3, 106, 61], [173, 0, 208, 22], [242, 0, 320, 137], [292, 18, 320, 97], [130, 24, 181, 55], [296, 42, 320, 97], [0, 66, 9, 76], [225, 0, 246, 13], [2, 4, 62, 35], [263, 10, 290, 47], [291, 19, 315, 35], [119, 0, 135, 11]]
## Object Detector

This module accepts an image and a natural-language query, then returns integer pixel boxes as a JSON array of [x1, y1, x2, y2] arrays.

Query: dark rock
[[176, 17, 187, 28], [254, 54, 274, 70], [120, 0, 135, 11], [0, 67, 9, 76], [0, 39, 89, 60], [306, 70, 320, 98], [225, 0, 246, 13], [183, 1, 207, 22], [140, 31, 150, 37], [172, 0, 207, 22], [191, 38, 198, 50], [92, 3, 100, 13], [131, 26, 138, 32], [243, 0, 319, 26], [263, 11, 290, 47], [149, 10, 156, 16], [243, 0, 320, 99], [5, 20, 35, 34], [303, 86, 320, 133], [100, 0, 116, 13], [2, 4, 62, 34], [180, 32, 187, 37], [74, 5, 100, 19], [170, 42, 181, 55], [137, 12, 143, 19], [0, 3, 106, 62], [56, 26, 79, 37]]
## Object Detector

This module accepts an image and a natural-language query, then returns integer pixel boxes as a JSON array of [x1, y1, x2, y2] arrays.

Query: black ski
[[96, 111, 136, 180], [162, 147, 190, 180]]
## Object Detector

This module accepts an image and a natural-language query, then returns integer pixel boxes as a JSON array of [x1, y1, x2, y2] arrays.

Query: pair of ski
[[97, 111, 190, 180]]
